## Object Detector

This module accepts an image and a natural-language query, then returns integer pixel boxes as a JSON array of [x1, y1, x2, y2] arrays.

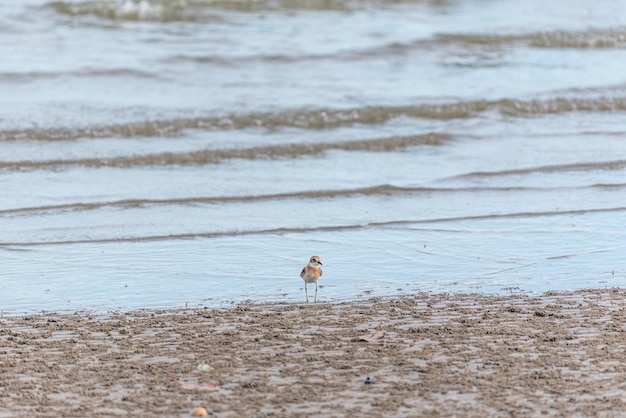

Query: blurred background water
[[1, 0, 625, 314]]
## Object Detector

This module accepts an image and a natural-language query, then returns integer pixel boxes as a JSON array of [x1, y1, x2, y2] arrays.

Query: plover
[[300, 255, 323, 303]]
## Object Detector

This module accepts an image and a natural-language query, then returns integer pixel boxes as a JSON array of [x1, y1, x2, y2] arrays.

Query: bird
[[300, 255, 323, 303]]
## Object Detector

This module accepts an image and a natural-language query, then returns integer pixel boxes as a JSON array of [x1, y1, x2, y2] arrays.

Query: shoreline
[[2, 288, 626, 416]]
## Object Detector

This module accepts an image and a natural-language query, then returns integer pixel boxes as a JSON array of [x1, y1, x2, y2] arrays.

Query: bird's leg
[[314, 282, 318, 303], [305, 284, 309, 303]]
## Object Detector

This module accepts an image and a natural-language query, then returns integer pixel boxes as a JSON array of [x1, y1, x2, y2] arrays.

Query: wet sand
[[2, 288, 626, 417]]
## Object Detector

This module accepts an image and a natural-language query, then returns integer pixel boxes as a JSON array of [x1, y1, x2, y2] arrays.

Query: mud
[[2, 288, 626, 417]]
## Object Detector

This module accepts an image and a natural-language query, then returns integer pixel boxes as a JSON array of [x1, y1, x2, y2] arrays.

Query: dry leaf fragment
[[191, 407, 209, 416], [359, 331, 385, 342], [174, 379, 220, 391]]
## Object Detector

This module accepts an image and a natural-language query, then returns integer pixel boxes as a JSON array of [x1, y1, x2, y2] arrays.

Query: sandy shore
[[2, 288, 626, 417]]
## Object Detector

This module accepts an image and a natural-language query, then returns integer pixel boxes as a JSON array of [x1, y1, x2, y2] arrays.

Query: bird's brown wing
[[300, 267, 306, 278], [320, 268, 323, 277]]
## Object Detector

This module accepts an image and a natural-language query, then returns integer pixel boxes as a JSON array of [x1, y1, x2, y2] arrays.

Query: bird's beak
[[318, 261, 323, 265]]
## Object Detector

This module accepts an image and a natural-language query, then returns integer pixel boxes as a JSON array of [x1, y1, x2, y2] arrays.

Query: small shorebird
[[300, 255, 323, 303]]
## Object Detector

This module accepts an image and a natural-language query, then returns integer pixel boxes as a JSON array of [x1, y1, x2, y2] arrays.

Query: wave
[[45, 0, 222, 23], [448, 161, 626, 180], [46, 0, 452, 21], [2, 183, 624, 217], [3, 96, 626, 142], [335, 28, 626, 56], [435, 28, 626, 49], [0, 133, 449, 171], [42, 0, 626, 52], [171, 52, 339, 66], [2, 206, 625, 247], [0, 68, 159, 83], [0, 184, 432, 216], [172, 27, 626, 66], [44, 1, 626, 54]]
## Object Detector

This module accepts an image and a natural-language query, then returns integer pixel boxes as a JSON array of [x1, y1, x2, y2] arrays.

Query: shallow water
[[1, 0, 626, 314]]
